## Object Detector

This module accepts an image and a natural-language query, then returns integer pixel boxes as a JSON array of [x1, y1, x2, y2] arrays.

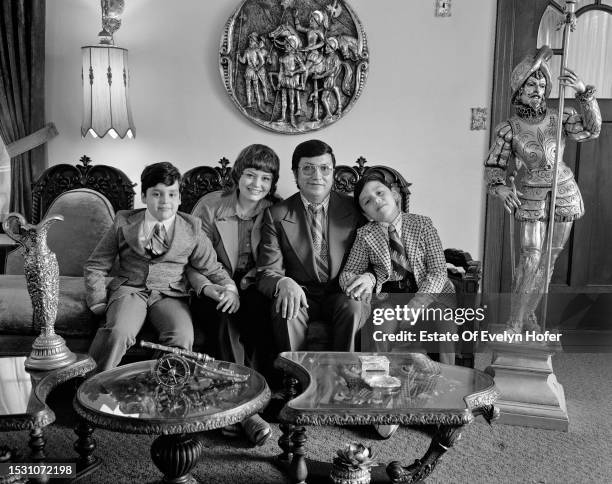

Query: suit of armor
[[484, 46, 601, 333]]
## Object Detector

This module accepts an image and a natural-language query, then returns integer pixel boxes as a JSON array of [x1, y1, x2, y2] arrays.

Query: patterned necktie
[[308, 203, 329, 282], [388, 224, 408, 279], [146, 222, 169, 257]]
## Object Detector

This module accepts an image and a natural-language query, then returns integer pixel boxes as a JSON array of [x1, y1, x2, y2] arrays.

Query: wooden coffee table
[[275, 352, 500, 483], [73, 359, 270, 483]]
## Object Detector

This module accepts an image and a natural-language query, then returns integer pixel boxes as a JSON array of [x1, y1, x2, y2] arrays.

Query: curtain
[[0, 0, 46, 221]]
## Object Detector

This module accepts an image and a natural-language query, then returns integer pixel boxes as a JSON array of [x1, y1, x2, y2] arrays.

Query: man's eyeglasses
[[299, 164, 333, 176]]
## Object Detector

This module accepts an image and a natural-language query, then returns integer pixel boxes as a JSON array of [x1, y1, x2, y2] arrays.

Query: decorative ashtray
[[363, 374, 401, 390]]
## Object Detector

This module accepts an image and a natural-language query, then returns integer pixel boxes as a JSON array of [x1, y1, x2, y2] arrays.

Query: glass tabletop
[[278, 352, 495, 413], [77, 360, 268, 422], [0, 356, 34, 416]]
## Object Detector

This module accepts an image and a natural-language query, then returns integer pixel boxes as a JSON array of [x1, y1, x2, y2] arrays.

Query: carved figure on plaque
[[237, 32, 271, 111], [220, 0, 368, 134], [484, 46, 602, 334]]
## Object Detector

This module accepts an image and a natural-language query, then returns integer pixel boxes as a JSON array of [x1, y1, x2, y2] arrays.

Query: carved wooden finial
[[355, 156, 368, 175], [79, 155, 92, 167], [219, 157, 230, 169]]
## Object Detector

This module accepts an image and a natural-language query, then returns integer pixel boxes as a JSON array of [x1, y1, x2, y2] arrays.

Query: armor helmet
[[285, 35, 299, 51], [326, 37, 339, 51], [310, 10, 329, 29], [510, 45, 553, 100]]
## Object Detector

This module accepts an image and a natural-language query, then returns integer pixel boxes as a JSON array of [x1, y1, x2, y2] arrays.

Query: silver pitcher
[[3, 212, 76, 370]]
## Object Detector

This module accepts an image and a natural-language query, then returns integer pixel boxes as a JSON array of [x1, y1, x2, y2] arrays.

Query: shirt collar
[[376, 211, 403, 234], [300, 193, 330, 213], [144, 209, 175, 235]]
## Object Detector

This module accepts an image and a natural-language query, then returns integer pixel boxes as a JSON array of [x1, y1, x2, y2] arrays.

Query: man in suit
[[85, 162, 238, 371], [257, 139, 370, 352]]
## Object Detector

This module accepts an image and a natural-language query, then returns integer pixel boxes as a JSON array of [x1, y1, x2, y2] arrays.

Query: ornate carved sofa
[[0, 156, 136, 355]]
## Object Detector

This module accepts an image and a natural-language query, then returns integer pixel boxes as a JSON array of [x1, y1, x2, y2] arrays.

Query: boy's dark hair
[[141, 162, 181, 194], [353, 171, 402, 212], [291, 139, 336, 172], [227, 144, 281, 200]]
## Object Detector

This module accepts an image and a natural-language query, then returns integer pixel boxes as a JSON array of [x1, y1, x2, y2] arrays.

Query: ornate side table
[[73, 360, 270, 484], [275, 352, 500, 484], [0, 353, 96, 482]]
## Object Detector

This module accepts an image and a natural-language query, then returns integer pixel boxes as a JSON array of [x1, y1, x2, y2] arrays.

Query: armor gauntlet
[[564, 85, 602, 141], [484, 121, 513, 195]]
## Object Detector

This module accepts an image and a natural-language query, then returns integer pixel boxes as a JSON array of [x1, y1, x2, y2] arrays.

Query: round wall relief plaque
[[219, 0, 369, 134]]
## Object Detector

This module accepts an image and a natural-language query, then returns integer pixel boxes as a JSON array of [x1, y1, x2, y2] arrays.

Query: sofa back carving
[[31, 155, 135, 224]]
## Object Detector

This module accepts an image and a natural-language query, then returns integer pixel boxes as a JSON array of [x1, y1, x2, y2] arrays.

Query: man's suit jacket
[[84, 209, 233, 308], [192, 190, 273, 288], [339, 212, 454, 304], [257, 191, 363, 299]]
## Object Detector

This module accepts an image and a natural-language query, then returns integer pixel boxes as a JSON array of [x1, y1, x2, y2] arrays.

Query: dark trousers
[[271, 286, 371, 352], [191, 284, 277, 378]]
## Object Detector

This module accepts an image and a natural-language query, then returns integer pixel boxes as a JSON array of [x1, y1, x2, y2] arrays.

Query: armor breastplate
[[510, 114, 573, 188]]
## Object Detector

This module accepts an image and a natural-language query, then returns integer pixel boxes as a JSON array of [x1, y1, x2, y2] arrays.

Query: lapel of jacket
[[402, 213, 420, 278], [215, 202, 239, 273], [123, 210, 147, 256], [251, 209, 265, 261], [281, 194, 317, 281], [327, 192, 355, 278]]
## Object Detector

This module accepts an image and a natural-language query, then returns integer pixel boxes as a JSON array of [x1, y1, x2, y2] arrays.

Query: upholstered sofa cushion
[[0, 275, 105, 338], [5, 188, 115, 276]]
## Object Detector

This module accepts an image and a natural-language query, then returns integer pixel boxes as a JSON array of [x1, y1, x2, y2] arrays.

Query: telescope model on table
[[140, 340, 250, 390]]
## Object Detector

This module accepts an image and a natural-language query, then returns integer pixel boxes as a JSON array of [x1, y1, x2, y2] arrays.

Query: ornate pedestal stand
[[485, 332, 568, 431], [2, 213, 76, 370]]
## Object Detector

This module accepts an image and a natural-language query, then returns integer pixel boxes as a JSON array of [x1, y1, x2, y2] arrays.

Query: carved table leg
[[386, 425, 464, 483], [278, 422, 295, 463], [283, 373, 299, 402], [150, 433, 203, 484], [289, 427, 307, 484], [28, 428, 46, 461], [74, 419, 97, 469]]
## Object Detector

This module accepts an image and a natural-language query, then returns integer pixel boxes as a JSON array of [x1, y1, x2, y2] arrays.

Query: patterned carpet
[[2, 352, 611, 483]]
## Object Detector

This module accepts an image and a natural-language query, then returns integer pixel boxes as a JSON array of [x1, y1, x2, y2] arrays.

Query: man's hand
[[494, 185, 523, 214], [559, 67, 586, 94], [203, 285, 240, 313], [275, 278, 308, 320], [345, 274, 374, 301]]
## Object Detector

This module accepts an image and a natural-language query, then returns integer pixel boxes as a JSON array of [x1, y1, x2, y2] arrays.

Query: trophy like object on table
[[3, 212, 76, 370]]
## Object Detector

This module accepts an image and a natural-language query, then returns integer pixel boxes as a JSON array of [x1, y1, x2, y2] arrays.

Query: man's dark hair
[[227, 144, 280, 200], [141, 162, 181, 194], [291, 139, 336, 172]]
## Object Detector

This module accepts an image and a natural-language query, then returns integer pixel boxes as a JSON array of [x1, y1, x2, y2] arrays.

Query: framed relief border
[[219, 0, 369, 134]]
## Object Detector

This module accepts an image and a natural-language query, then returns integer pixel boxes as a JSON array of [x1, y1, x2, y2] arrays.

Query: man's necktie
[[146, 222, 169, 257], [388, 224, 409, 279], [308, 204, 329, 282]]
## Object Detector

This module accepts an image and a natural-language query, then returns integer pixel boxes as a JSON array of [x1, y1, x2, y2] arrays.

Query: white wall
[[45, 0, 496, 259]]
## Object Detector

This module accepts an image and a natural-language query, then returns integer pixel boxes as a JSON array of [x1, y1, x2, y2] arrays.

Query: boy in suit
[[85, 162, 239, 371], [339, 171, 456, 364]]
